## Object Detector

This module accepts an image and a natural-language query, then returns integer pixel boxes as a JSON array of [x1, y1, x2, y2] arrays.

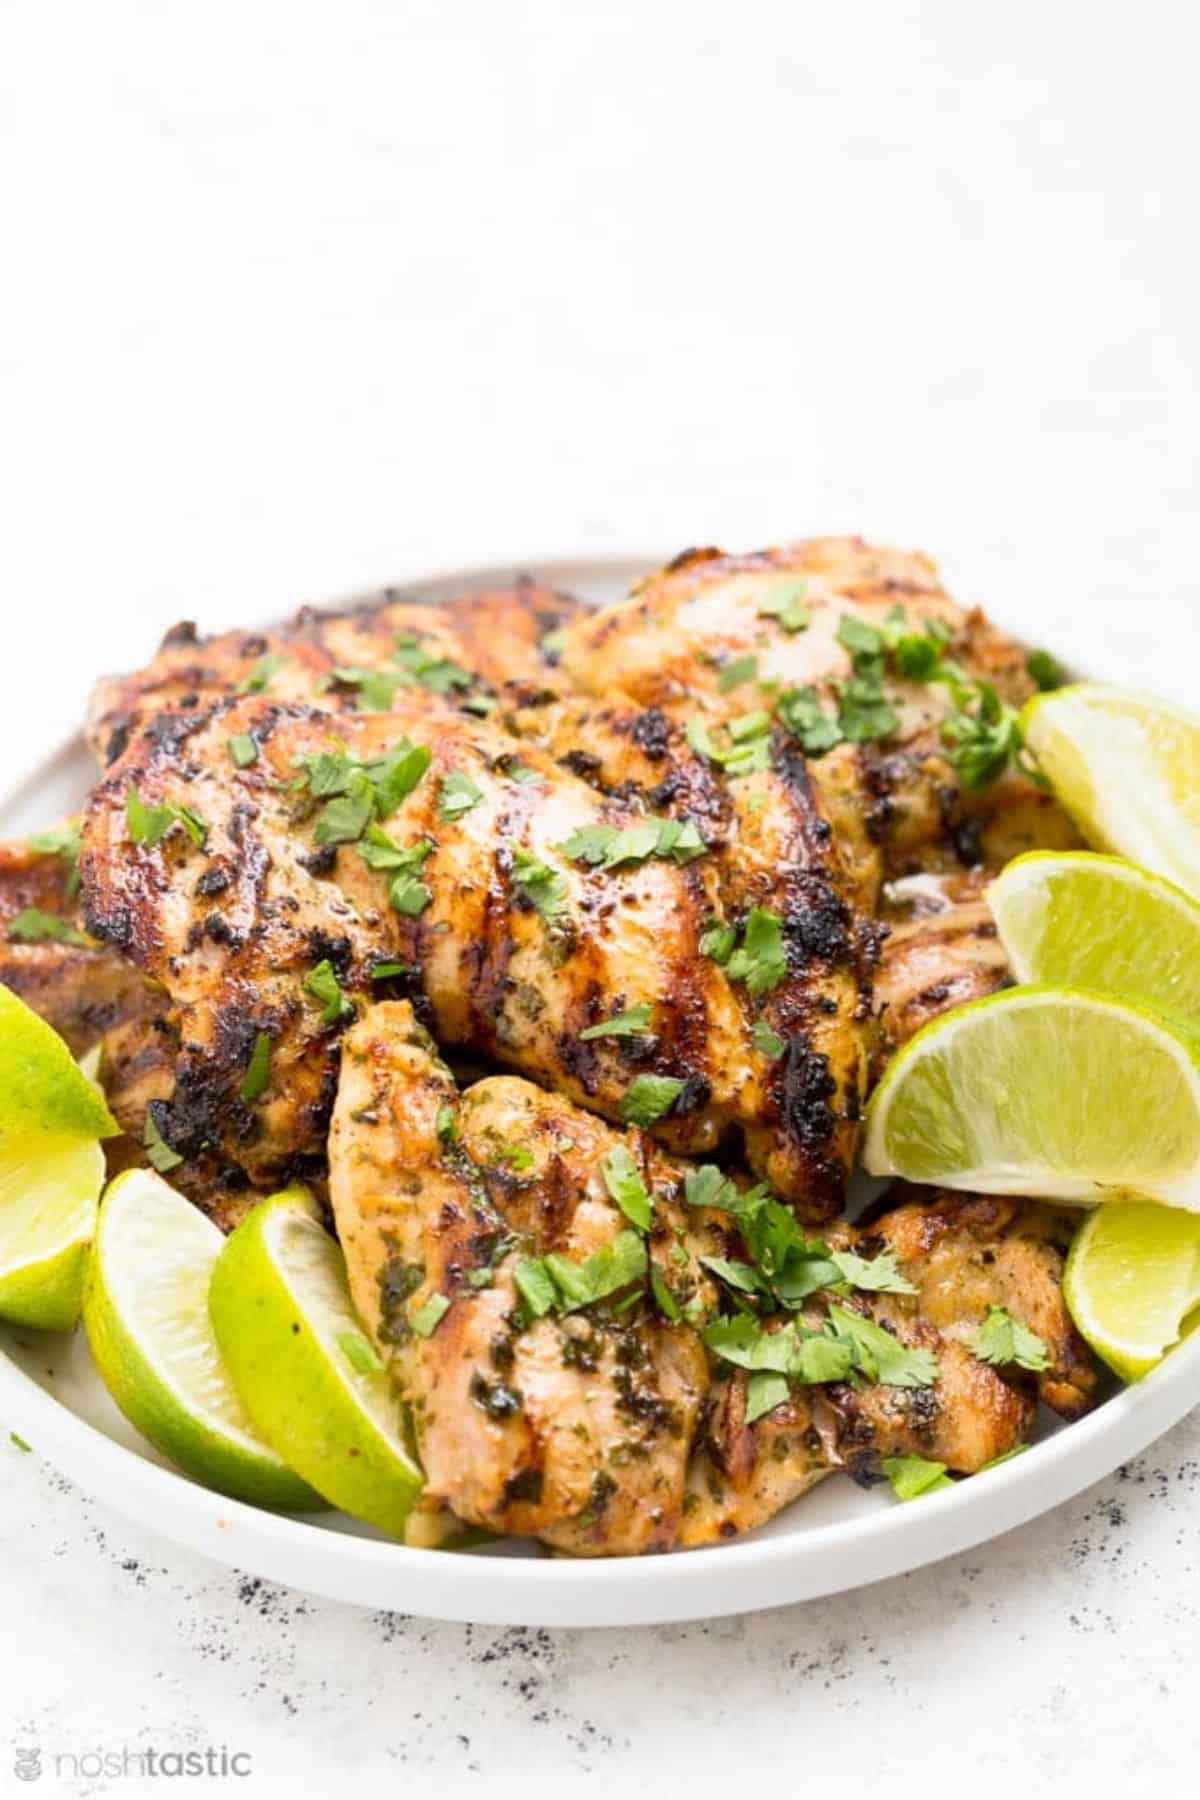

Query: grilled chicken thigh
[[79, 689, 865, 1213], [88, 579, 583, 766], [329, 1002, 1095, 1552]]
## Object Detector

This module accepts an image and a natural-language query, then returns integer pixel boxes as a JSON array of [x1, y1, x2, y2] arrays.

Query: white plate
[[1, 553, 1197, 1628]]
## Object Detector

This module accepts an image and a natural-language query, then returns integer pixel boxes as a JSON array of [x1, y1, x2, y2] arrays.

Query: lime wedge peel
[[1064, 1200, 1200, 1382], [208, 1189, 424, 1538], [1023, 683, 1200, 900], [989, 851, 1200, 1020], [863, 985, 1200, 1211], [82, 1170, 323, 1510]]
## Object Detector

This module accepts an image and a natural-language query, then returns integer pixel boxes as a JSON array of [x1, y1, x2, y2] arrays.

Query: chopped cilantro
[[28, 820, 81, 899], [971, 1305, 1050, 1372], [514, 1257, 558, 1319], [726, 908, 788, 996], [686, 713, 771, 778], [698, 1255, 768, 1296], [560, 815, 705, 871], [745, 1369, 791, 1424], [303, 959, 353, 1026], [240, 651, 284, 693], [337, 1330, 383, 1374], [600, 1145, 653, 1231], [498, 1143, 535, 1173], [370, 959, 410, 981], [228, 733, 259, 768], [8, 1431, 32, 1453], [239, 1030, 272, 1101], [543, 1230, 647, 1312], [409, 1292, 451, 1337], [510, 846, 568, 920], [699, 919, 737, 964], [939, 677, 1024, 791], [7, 908, 90, 947], [435, 1103, 456, 1142], [717, 653, 758, 693], [751, 1019, 786, 1058], [828, 1246, 916, 1295], [392, 634, 473, 694], [826, 1304, 940, 1388], [143, 1112, 183, 1174], [126, 787, 207, 850], [777, 685, 842, 754], [313, 774, 376, 846], [1027, 649, 1062, 691], [650, 1263, 683, 1322], [299, 740, 430, 842], [759, 582, 811, 633], [437, 771, 483, 821], [580, 1003, 653, 1041], [881, 1454, 954, 1499], [836, 614, 884, 662], [331, 666, 404, 712], [619, 1074, 684, 1126]]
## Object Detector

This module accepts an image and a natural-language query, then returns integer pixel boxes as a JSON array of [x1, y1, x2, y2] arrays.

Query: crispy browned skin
[[79, 691, 860, 1212], [87, 580, 584, 765], [329, 1003, 1094, 1553]]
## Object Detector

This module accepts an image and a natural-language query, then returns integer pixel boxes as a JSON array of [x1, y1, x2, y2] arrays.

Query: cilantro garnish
[[370, 959, 410, 981], [619, 1074, 684, 1126], [513, 1257, 558, 1319], [7, 908, 90, 948], [28, 820, 82, 899], [510, 846, 568, 920], [881, 1454, 954, 1499], [827, 1246, 915, 1295], [971, 1305, 1050, 1372], [542, 1230, 647, 1313], [580, 1003, 653, 1041], [745, 1371, 791, 1424], [600, 1145, 653, 1231], [725, 908, 788, 996], [409, 1292, 451, 1337], [776, 686, 841, 754], [228, 733, 259, 769], [826, 1304, 940, 1388], [126, 787, 207, 851], [437, 771, 483, 821], [143, 1111, 183, 1174], [751, 1019, 786, 1058], [559, 815, 705, 871], [240, 651, 284, 693], [938, 677, 1025, 791], [303, 958, 354, 1026], [435, 1103, 456, 1142], [298, 740, 431, 845], [1026, 649, 1062, 691], [717, 653, 758, 694], [357, 826, 433, 915], [239, 1030, 272, 1101], [498, 1143, 535, 1173], [650, 1264, 683, 1323], [758, 582, 811, 633], [699, 919, 737, 964]]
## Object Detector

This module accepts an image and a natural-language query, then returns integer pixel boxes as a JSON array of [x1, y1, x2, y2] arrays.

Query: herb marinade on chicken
[[1, 545, 1100, 1552]]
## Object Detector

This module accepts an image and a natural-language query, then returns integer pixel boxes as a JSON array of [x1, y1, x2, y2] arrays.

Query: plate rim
[[1, 549, 1197, 1628]]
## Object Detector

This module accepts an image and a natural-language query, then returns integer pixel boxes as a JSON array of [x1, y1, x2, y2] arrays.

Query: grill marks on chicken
[[329, 1003, 1096, 1553], [79, 691, 860, 1211], [87, 579, 583, 765]]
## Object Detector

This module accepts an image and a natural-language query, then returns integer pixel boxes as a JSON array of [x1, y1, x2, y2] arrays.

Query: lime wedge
[[0, 986, 119, 1330], [83, 1170, 323, 1509], [1023, 684, 1200, 898], [208, 1189, 424, 1537], [990, 852, 1200, 1020], [1064, 1200, 1200, 1381], [862, 986, 1200, 1210]]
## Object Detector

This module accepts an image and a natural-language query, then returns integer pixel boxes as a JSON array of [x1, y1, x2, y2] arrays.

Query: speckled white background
[[1, 1, 1199, 1792]]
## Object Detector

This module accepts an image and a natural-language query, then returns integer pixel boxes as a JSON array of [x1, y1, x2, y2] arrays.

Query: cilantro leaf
[[228, 733, 259, 768], [758, 581, 811, 633], [437, 771, 484, 821], [579, 1003, 653, 1041], [619, 1074, 684, 1126], [717, 653, 758, 694], [1026, 649, 1062, 691], [650, 1263, 683, 1322], [510, 846, 569, 920], [303, 958, 354, 1026], [514, 1257, 558, 1319], [7, 908, 90, 947], [829, 1247, 916, 1296], [28, 820, 82, 899], [600, 1145, 653, 1231], [337, 1330, 384, 1374], [126, 787, 207, 851], [239, 1030, 272, 1101], [314, 772, 377, 845], [751, 1019, 786, 1058], [726, 908, 788, 996], [699, 919, 737, 964], [143, 1111, 183, 1174], [777, 685, 842, 754], [827, 1305, 940, 1388], [971, 1305, 1050, 1372], [881, 1454, 954, 1500], [409, 1292, 451, 1338], [543, 1230, 648, 1313], [559, 815, 705, 871], [240, 651, 284, 693], [745, 1370, 791, 1424]]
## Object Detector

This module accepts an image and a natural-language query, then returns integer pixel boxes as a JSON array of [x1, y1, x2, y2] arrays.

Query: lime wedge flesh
[[0, 1136, 106, 1330], [863, 985, 1200, 1210], [83, 1170, 324, 1510], [0, 984, 117, 1143], [1023, 684, 1200, 899], [1064, 1200, 1200, 1381], [208, 1189, 424, 1537], [990, 851, 1200, 1020]]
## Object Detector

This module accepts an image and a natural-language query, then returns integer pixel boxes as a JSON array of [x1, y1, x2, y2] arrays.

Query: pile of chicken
[[1, 540, 1098, 1554]]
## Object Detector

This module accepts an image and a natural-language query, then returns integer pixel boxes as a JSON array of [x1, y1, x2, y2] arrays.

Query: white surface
[[1, 0, 1199, 1789]]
